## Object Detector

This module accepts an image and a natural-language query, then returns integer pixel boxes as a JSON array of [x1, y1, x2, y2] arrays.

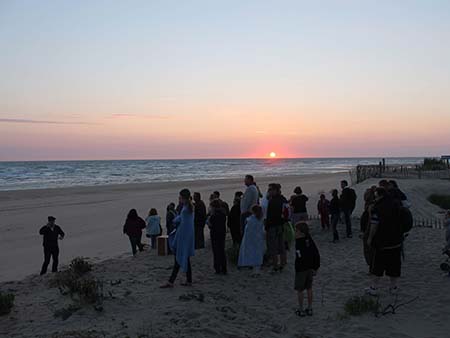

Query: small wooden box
[[157, 235, 169, 256]]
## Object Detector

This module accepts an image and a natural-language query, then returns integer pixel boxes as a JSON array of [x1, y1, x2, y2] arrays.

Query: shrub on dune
[[0, 291, 15, 315]]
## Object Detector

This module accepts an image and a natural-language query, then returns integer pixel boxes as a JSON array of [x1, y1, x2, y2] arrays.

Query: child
[[294, 222, 320, 317], [145, 208, 161, 249], [329, 189, 340, 243], [317, 194, 330, 230], [238, 205, 265, 276]]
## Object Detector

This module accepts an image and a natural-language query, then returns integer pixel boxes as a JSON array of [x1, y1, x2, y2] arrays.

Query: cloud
[[110, 114, 171, 119], [0, 118, 98, 125]]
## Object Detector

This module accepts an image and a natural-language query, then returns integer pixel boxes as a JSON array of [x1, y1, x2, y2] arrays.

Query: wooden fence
[[307, 214, 447, 230], [349, 163, 450, 185]]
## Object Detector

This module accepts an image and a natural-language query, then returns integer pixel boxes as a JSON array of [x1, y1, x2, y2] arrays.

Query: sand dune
[[1, 223, 449, 338]]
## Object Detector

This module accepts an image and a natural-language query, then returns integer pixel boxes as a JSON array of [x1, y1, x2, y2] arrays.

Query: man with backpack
[[340, 180, 357, 238], [365, 187, 412, 296]]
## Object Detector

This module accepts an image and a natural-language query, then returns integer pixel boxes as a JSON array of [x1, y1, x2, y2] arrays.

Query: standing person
[[266, 183, 287, 272], [145, 208, 161, 249], [260, 185, 272, 220], [317, 194, 330, 230], [238, 205, 265, 275], [166, 203, 177, 254], [123, 209, 146, 257], [166, 203, 177, 235], [240, 175, 259, 232], [340, 180, 357, 238], [228, 191, 243, 246], [208, 200, 228, 274], [387, 180, 408, 206], [212, 191, 230, 215], [39, 216, 65, 275], [365, 188, 405, 296], [361, 186, 377, 268], [329, 189, 340, 243], [193, 192, 207, 249], [161, 189, 195, 288], [294, 222, 320, 317], [290, 187, 309, 225]]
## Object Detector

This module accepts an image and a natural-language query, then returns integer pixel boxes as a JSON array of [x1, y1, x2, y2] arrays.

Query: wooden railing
[[307, 214, 447, 230], [349, 163, 450, 184]]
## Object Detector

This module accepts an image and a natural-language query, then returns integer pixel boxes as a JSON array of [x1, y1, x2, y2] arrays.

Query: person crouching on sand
[[294, 222, 320, 317], [161, 189, 195, 288], [39, 216, 65, 275], [145, 208, 161, 249], [123, 209, 146, 257], [208, 199, 228, 275], [238, 205, 265, 276]]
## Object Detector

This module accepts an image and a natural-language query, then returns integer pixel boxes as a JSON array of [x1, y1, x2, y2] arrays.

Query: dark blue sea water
[[0, 158, 422, 191]]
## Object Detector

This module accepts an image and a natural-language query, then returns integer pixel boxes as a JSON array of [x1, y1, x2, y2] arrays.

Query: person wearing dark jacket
[[366, 188, 405, 296], [317, 194, 330, 230], [123, 209, 146, 256], [212, 191, 230, 216], [208, 199, 227, 274], [294, 222, 320, 317], [266, 183, 287, 271], [193, 192, 207, 249], [340, 180, 357, 238], [39, 216, 65, 275], [329, 189, 340, 242], [228, 191, 243, 246]]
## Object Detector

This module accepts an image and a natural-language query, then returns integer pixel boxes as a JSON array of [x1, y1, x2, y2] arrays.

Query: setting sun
[[269, 152, 277, 158]]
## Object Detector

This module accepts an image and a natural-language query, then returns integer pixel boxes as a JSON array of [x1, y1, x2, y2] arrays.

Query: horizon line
[[0, 155, 430, 163]]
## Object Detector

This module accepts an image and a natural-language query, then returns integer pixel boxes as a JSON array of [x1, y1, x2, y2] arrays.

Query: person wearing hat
[[161, 189, 195, 288], [39, 216, 65, 275]]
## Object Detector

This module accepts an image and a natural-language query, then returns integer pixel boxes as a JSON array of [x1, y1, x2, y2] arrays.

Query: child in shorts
[[294, 222, 320, 317]]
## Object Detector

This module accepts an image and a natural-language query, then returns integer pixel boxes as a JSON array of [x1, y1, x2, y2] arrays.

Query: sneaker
[[305, 308, 313, 316], [365, 286, 378, 296], [295, 309, 306, 317]]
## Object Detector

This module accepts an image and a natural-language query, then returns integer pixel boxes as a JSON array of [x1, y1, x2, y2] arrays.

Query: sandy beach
[[1, 174, 450, 338], [0, 172, 350, 282]]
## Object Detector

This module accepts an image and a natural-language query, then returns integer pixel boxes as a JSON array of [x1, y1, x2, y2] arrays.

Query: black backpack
[[398, 206, 413, 234]]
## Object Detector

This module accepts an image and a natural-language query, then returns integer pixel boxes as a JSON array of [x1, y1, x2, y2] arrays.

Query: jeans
[[149, 235, 157, 249], [129, 234, 144, 255], [342, 210, 353, 237], [331, 214, 340, 241], [319, 212, 330, 229], [194, 225, 205, 249], [169, 257, 192, 284], [40, 246, 59, 275], [211, 234, 227, 274]]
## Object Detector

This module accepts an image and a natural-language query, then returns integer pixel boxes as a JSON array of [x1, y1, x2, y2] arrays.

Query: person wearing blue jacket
[[161, 189, 195, 288]]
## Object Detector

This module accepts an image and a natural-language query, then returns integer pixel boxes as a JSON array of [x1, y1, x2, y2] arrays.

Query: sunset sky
[[1, 0, 449, 160]]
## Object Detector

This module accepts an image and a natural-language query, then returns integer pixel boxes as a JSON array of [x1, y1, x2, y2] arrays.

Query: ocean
[[0, 158, 421, 191]]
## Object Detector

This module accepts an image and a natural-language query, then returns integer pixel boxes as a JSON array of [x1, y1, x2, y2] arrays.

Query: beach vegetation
[[50, 257, 103, 305], [69, 257, 93, 277], [428, 194, 450, 210], [344, 295, 380, 316], [0, 291, 15, 315], [422, 158, 447, 171]]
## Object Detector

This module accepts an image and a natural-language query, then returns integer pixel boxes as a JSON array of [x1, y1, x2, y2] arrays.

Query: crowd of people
[[38, 175, 427, 317]]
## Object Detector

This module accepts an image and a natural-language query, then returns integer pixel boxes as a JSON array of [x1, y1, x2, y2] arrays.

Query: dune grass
[[427, 194, 450, 210]]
